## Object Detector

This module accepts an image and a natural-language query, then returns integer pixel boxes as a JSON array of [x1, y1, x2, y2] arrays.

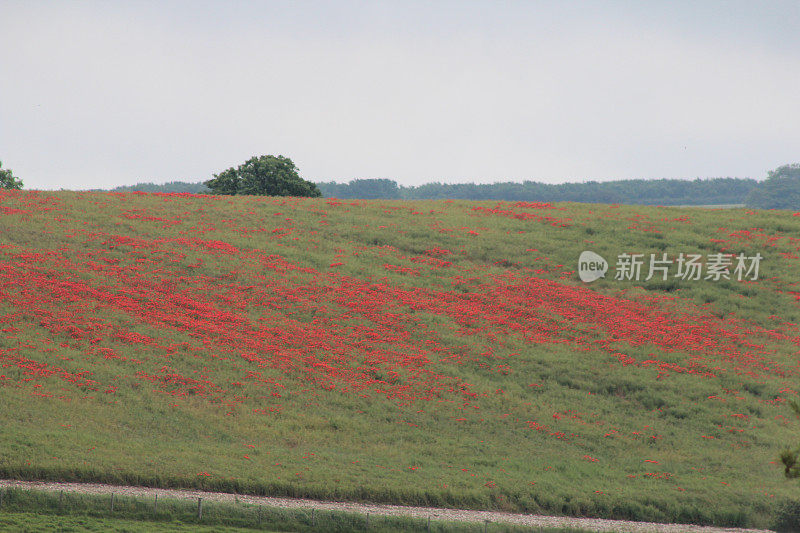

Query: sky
[[1, 1, 799, 190]]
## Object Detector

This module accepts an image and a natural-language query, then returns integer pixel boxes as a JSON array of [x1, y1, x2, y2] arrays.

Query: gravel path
[[0, 479, 774, 533]]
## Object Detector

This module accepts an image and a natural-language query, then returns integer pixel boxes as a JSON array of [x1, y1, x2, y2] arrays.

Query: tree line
[[104, 174, 766, 207], [5, 154, 798, 209], [105, 175, 758, 206], [316, 177, 758, 205]]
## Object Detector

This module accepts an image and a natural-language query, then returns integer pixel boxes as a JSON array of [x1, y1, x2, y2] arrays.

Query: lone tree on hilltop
[[0, 161, 23, 190], [746, 163, 800, 210], [205, 155, 321, 197]]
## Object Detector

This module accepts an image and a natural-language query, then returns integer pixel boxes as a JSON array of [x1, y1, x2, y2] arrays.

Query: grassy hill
[[1, 190, 800, 528]]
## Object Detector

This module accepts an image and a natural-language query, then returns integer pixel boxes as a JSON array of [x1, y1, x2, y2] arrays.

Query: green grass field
[[1, 487, 579, 533], [1, 190, 800, 529]]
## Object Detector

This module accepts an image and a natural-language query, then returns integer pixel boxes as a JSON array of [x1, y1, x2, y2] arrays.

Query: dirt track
[[0, 479, 775, 532]]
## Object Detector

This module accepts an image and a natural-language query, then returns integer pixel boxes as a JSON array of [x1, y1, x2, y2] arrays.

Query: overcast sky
[[1, 1, 799, 190]]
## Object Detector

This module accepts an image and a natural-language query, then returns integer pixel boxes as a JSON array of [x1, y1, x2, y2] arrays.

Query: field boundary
[[0, 479, 773, 532]]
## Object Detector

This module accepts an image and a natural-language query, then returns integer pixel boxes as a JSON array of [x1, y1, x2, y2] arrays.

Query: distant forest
[[106, 177, 758, 206], [107, 181, 212, 194]]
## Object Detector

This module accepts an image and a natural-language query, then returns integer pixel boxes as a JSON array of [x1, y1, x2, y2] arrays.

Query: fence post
[[59, 490, 63, 511], [427, 516, 430, 532], [366, 512, 369, 530], [197, 497, 203, 520], [0, 488, 3, 508], [311, 508, 315, 526], [257, 506, 262, 526], [153, 494, 158, 515], [110, 493, 114, 512]]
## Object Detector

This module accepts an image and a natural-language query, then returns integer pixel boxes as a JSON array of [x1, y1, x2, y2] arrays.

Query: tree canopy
[[320, 178, 400, 199], [746, 164, 800, 210], [0, 161, 23, 190], [317, 177, 756, 205], [108, 181, 210, 194], [205, 155, 321, 197], [108, 174, 759, 205]]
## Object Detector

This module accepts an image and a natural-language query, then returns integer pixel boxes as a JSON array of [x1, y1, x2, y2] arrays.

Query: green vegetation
[[0, 162, 22, 190], [780, 391, 800, 481], [1, 191, 800, 529], [0, 488, 580, 532], [108, 181, 210, 194], [205, 155, 321, 197], [0, 512, 255, 532], [322, 178, 402, 199], [746, 164, 800, 210], [318, 177, 757, 204], [102, 176, 757, 205]]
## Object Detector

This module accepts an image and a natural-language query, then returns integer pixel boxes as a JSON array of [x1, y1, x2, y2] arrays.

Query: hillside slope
[[1, 190, 799, 528]]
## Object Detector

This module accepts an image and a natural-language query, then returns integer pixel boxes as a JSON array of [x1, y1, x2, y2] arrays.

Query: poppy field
[[1, 190, 800, 528]]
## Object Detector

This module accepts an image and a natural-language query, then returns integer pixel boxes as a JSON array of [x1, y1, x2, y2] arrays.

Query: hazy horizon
[[86, 174, 761, 193]]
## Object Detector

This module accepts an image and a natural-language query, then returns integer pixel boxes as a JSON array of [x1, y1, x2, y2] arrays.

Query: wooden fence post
[[197, 497, 203, 520]]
